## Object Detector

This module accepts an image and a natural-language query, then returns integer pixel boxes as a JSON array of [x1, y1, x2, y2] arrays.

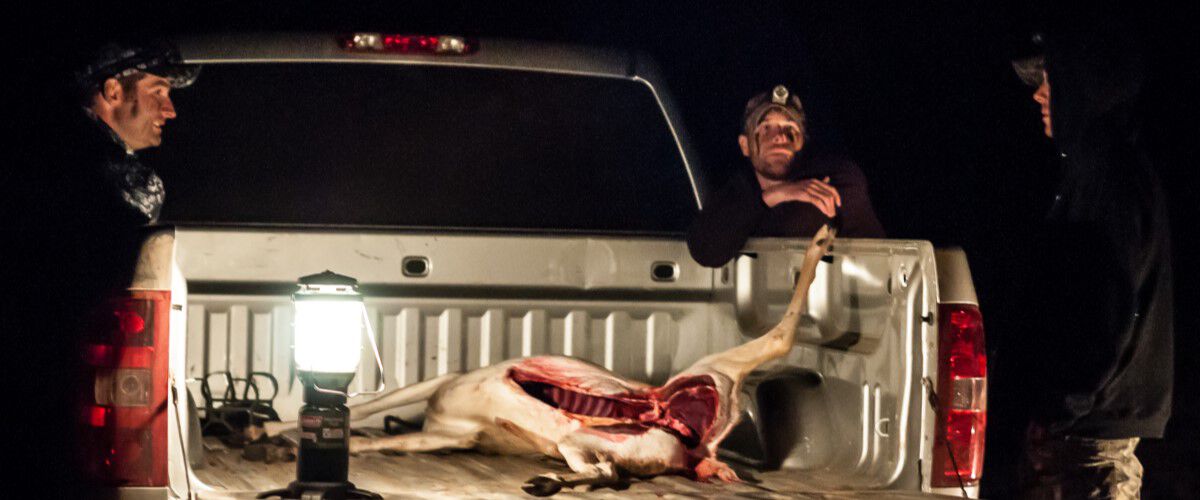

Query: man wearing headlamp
[[687, 85, 884, 267]]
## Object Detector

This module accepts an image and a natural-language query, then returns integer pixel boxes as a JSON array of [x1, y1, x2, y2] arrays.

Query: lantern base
[[257, 480, 382, 500]]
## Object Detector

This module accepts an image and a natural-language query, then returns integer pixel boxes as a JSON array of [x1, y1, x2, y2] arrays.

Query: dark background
[[15, 1, 1198, 497]]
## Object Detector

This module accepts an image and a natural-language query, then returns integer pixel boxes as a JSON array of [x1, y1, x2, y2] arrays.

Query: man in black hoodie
[[1010, 20, 1173, 498]]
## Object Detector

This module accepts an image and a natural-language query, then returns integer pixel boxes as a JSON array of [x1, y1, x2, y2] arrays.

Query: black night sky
[[15, 1, 1200, 497]]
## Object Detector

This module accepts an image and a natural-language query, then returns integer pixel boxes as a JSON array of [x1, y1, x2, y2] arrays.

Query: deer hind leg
[[523, 444, 623, 496], [260, 404, 406, 438], [261, 373, 460, 438], [349, 429, 479, 454], [559, 443, 618, 480]]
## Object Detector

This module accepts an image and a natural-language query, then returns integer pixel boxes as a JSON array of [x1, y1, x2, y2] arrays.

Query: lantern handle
[[348, 304, 386, 398]]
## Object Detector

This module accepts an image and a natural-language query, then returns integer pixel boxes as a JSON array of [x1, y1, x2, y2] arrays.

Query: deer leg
[[349, 429, 478, 454], [687, 225, 836, 382], [524, 452, 622, 497], [261, 374, 459, 438]]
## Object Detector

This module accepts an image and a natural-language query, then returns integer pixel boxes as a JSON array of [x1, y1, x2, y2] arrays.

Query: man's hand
[[761, 176, 841, 217]]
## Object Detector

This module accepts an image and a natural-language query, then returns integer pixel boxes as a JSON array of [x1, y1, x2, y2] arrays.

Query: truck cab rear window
[[152, 63, 696, 234]]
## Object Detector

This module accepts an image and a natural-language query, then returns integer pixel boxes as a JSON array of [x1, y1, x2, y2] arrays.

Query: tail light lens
[[931, 303, 987, 487], [79, 290, 171, 487], [337, 33, 478, 55]]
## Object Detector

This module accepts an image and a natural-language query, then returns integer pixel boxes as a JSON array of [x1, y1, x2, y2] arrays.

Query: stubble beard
[[121, 99, 150, 150], [753, 153, 795, 182], [131, 99, 163, 149]]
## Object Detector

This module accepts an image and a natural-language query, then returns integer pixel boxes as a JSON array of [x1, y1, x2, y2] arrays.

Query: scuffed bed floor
[[192, 434, 950, 499]]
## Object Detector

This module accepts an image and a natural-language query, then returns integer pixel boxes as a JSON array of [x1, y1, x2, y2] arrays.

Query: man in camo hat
[[72, 38, 200, 222], [38, 41, 199, 491]]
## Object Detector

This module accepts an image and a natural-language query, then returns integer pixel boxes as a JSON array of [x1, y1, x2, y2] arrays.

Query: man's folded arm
[[686, 177, 765, 268], [836, 164, 886, 238]]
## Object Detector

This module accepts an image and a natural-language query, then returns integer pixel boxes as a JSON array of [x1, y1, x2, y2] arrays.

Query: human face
[[1032, 71, 1052, 138], [110, 73, 177, 150], [740, 110, 805, 181]]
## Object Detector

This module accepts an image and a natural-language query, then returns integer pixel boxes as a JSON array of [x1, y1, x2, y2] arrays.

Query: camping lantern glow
[[294, 297, 365, 374], [257, 270, 383, 500]]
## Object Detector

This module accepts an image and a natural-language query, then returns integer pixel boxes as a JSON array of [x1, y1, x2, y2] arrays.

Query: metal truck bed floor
[[192, 437, 949, 499]]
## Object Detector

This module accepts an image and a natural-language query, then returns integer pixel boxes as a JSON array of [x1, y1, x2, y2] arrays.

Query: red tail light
[[337, 33, 478, 55], [931, 303, 987, 487], [79, 290, 171, 487]]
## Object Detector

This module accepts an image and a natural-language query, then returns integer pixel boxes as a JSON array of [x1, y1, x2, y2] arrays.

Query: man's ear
[[101, 78, 124, 105], [737, 135, 750, 157]]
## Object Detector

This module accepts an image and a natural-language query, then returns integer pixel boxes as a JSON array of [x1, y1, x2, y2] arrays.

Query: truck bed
[[193, 435, 950, 499], [170, 229, 947, 496]]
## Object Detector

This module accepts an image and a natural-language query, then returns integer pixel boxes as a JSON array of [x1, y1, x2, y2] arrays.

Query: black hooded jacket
[[51, 110, 164, 295], [13, 102, 166, 494], [1023, 13, 1173, 438]]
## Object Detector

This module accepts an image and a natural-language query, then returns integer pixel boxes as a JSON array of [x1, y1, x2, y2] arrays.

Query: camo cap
[[742, 84, 806, 135], [75, 39, 200, 95]]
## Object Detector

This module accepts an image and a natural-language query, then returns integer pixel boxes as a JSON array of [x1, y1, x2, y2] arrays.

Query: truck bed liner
[[193, 436, 949, 499]]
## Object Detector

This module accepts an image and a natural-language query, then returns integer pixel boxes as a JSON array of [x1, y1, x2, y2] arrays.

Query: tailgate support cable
[[923, 376, 969, 498], [171, 383, 196, 500]]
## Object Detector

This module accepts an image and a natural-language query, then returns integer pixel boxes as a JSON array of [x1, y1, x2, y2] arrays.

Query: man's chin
[[130, 140, 160, 152], [769, 158, 796, 173], [755, 165, 790, 182]]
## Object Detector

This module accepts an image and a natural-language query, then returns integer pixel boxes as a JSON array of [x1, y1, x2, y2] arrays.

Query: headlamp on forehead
[[772, 85, 790, 105], [742, 84, 807, 139]]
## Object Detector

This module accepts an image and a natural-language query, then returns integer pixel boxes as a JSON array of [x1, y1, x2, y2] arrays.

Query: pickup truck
[[84, 33, 986, 498]]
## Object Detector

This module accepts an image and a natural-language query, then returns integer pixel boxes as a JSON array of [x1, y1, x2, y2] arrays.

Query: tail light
[[79, 290, 171, 487], [931, 303, 987, 488], [337, 33, 478, 55]]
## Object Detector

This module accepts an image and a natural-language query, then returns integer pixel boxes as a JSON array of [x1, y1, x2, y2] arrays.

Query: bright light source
[[294, 299, 363, 374], [265, 271, 384, 499]]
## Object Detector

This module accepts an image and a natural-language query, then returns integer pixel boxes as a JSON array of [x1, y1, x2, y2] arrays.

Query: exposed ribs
[[518, 381, 648, 419], [512, 370, 718, 450]]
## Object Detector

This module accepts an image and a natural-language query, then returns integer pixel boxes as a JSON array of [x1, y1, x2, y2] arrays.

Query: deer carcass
[[264, 226, 835, 491]]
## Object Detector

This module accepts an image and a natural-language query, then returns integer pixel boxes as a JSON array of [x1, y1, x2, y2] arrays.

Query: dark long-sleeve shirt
[[686, 153, 885, 267]]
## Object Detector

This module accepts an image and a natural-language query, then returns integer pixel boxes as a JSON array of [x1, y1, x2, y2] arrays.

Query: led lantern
[[258, 270, 383, 500], [294, 281, 366, 375]]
